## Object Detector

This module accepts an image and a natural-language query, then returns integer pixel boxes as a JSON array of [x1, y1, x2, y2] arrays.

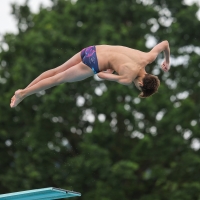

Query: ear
[[138, 81, 143, 87]]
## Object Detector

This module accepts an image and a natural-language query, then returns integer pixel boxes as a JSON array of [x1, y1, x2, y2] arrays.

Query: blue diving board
[[0, 187, 81, 200]]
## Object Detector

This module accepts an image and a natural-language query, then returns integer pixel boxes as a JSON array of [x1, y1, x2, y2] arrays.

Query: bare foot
[[10, 90, 25, 108]]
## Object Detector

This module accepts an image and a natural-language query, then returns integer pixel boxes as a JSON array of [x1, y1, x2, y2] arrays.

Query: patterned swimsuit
[[81, 46, 100, 74]]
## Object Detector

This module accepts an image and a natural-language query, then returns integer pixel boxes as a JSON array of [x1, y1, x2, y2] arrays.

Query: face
[[133, 77, 143, 91]]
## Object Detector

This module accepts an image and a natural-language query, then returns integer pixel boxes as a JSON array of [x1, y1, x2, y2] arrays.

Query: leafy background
[[0, 0, 200, 199]]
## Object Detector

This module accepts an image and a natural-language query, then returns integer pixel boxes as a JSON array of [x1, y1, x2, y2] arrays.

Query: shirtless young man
[[10, 40, 170, 108]]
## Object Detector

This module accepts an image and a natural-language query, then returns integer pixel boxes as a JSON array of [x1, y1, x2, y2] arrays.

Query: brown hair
[[139, 74, 160, 98]]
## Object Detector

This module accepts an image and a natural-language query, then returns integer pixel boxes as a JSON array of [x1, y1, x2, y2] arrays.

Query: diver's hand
[[161, 60, 170, 72], [103, 69, 115, 74]]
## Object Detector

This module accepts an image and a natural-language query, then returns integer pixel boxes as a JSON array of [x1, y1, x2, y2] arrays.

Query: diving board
[[0, 187, 81, 200]]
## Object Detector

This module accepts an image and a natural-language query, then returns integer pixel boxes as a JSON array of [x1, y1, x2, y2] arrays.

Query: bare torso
[[96, 45, 150, 79]]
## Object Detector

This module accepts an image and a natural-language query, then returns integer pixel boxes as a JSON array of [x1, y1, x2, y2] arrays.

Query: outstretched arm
[[149, 40, 170, 72], [97, 72, 131, 85]]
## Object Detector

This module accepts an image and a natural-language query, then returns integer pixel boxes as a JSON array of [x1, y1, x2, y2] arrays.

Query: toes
[[10, 98, 15, 108]]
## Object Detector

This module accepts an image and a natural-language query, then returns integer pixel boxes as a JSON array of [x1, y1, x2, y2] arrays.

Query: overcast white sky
[[0, 0, 199, 37], [0, 0, 52, 36]]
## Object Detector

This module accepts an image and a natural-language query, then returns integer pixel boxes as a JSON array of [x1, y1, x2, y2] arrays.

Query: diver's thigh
[[56, 62, 94, 83]]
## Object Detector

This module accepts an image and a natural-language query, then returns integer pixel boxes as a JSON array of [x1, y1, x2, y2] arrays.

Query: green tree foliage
[[0, 0, 200, 199]]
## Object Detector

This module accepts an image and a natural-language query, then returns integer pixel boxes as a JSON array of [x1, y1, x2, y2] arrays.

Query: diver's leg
[[10, 62, 93, 108]]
